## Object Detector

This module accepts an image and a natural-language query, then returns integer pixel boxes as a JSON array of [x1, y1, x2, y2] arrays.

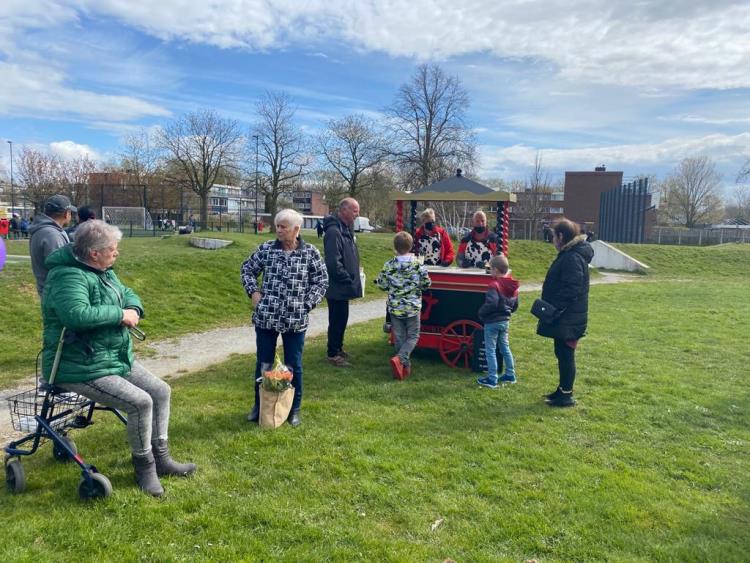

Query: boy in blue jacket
[[375, 231, 431, 379], [477, 254, 520, 388]]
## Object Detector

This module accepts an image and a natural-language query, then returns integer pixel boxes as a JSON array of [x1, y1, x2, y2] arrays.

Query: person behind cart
[[375, 231, 431, 380], [477, 254, 519, 389], [535, 218, 593, 408], [241, 208, 329, 427], [41, 220, 196, 496], [457, 210, 500, 268], [412, 208, 455, 266]]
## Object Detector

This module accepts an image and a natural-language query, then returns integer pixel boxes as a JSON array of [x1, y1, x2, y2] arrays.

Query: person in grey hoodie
[[30, 194, 76, 297]]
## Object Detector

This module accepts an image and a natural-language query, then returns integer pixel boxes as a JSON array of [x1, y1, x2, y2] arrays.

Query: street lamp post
[[254, 134, 259, 235], [7, 141, 15, 214]]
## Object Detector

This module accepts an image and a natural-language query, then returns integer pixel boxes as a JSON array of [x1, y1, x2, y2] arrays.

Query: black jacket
[[536, 235, 594, 340], [478, 276, 520, 323], [323, 215, 362, 300]]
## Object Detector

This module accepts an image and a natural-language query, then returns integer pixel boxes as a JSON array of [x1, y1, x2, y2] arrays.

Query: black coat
[[323, 215, 362, 300], [536, 235, 594, 340]]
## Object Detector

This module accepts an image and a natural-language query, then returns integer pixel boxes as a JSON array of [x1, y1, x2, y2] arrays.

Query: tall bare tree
[[120, 128, 163, 209], [253, 91, 309, 224], [159, 109, 243, 225], [512, 152, 553, 239], [16, 148, 61, 212], [318, 114, 386, 198], [387, 63, 477, 190], [660, 156, 723, 228]]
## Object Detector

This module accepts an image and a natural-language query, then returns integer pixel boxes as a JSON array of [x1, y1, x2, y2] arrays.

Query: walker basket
[[7, 387, 89, 436]]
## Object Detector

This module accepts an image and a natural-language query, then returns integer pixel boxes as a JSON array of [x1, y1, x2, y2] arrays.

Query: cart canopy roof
[[390, 170, 516, 203]]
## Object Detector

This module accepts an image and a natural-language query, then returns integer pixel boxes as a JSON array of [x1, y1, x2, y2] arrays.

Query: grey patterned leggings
[[59, 362, 171, 456]]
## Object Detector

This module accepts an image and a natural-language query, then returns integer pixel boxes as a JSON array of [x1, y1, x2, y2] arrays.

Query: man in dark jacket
[[323, 198, 361, 367], [536, 218, 594, 407], [30, 194, 76, 297]]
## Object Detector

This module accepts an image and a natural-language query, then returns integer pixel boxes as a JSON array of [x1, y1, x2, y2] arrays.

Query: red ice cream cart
[[390, 170, 516, 370]]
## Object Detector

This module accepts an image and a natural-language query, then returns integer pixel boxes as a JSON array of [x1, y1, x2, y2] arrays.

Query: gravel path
[[0, 271, 640, 444]]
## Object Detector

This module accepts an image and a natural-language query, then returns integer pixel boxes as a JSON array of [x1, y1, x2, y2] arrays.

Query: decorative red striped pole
[[502, 201, 510, 256], [396, 200, 404, 232]]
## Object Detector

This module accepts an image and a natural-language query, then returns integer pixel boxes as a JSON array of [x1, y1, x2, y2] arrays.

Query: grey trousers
[[391, 314, 420, 367], [59, 361, 171, 456]]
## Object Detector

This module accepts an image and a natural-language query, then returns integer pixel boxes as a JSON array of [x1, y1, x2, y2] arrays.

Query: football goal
[[101, 207, 154, 230]]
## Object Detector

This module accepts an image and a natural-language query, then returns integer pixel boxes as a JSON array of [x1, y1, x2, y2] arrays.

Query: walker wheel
[[5, 458, 26, 494], [78, 472, 112, 500], [52, 436, 78, 462], [439, 320, 482, 369]]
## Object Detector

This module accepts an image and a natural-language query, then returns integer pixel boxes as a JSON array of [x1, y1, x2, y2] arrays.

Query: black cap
[[44, 194, 77, 215]]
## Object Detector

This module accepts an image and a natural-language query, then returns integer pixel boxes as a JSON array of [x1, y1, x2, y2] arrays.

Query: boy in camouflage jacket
[[375, 232, 431, 379]]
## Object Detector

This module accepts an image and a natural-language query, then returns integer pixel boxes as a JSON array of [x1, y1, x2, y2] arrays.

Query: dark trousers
[[327, 298, 349, 358], [254, 327, 306, 412], [554, 338, 576, 392]]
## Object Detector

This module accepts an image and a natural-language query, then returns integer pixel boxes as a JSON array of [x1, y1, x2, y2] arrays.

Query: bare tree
[[387, 63, 477, 190], [120, 128, 163, 209], [158, 109, 243, 225], [253, 91, 310, 226], [660, 156, 724, 228], [511, 152, 553, 239], [16, 148, 61, 212], [318, 114, 386, 198]]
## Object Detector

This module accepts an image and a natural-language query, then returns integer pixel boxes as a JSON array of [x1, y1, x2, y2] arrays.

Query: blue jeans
[[254, 328, 306, 412], [484, 321, 515, 381]]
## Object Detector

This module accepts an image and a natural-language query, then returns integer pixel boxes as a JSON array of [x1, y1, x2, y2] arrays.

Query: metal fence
[[647, 227, 750, 246]]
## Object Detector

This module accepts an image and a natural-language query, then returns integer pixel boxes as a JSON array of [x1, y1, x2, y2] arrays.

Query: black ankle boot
[[547, 389, 576, 407], [544, 387, 563, 401], [247, 404, 259, 422], [288, 410, 301, 427]]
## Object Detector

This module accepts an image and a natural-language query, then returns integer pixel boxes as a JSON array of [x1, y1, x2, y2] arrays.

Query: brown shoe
[[338, 350, 352, 360], [327, 355, 350, 367], [390, 356, 404, 380]]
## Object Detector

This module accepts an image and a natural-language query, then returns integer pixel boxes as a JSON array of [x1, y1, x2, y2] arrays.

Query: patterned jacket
[[241, 237, 328, 333], [412, 225, 455, 266], [457, 229, 499, 268], [375, 255, 431, 318]]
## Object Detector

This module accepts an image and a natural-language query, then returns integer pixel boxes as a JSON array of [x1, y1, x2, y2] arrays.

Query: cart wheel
[[439, 320, 482, 370], [52, 436, 78, 462], [78, 472, 112, 500], [5, 459, 26, 494]]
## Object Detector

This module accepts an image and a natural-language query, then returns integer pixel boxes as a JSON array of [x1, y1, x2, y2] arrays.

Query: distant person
[[10, 214, 19, 239], [42, 220, 196, 496], [323, 198, 362, 367], [19, 217, 29, 238], [0, 217, 9, 240], [66, 206, 96, 240], [536, 218, 593, 408], [241, 209, 328, 427], [375, 231, 431, 379], [412, 208, 455, 266], [316, 219, 324, 238], [457, 210, 499, 268], [477, 254, 519, 388], [29, 194, 76, 297]]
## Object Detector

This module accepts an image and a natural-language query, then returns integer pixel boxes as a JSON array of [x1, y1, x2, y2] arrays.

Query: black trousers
[[554, 338, 576, 392], [327, 298, 350, 358]]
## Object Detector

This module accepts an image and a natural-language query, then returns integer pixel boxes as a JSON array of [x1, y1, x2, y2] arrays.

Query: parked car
[[353, 217, 376, 232]]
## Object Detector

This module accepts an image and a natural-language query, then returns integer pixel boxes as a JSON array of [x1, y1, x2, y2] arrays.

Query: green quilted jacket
[[41, 244, 144, 384]]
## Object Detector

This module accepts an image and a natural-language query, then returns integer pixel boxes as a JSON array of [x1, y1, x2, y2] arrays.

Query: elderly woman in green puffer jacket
[[41, 220, 195, 497]]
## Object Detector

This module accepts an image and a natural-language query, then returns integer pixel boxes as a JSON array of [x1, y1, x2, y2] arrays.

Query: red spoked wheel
[[439, 320, 482, 369]]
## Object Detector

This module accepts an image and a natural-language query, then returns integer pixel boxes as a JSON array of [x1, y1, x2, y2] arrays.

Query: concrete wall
[[590, 239, 649, 272]]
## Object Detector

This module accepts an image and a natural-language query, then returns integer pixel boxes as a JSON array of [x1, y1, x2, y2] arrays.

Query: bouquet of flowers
[[260, 355, 293, 392]]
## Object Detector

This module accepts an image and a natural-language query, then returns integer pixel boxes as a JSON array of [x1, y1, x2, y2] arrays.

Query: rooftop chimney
[[594, 165, 606, 172]]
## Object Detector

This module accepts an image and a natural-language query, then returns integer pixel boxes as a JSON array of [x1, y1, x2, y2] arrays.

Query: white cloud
[[49, 140, 100, 161], [480, 133, 750, 179], [61, 0, 750, 90]]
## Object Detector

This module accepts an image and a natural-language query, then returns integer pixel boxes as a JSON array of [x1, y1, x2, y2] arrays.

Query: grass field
[[1, 241, 749, 560], [0, 232, 557, 388]]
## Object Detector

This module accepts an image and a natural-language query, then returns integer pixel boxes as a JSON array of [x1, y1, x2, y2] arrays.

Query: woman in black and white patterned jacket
[[241, 209, 328, 427]]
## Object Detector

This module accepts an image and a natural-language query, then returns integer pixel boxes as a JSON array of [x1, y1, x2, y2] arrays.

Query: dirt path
[[0, 271, 641, 445]]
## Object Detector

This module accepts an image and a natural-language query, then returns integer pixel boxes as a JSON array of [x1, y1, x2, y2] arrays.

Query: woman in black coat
[[537, 218, 594, 407]]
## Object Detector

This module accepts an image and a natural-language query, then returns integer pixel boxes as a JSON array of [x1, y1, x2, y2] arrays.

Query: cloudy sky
[[1, 0, 749, 191]]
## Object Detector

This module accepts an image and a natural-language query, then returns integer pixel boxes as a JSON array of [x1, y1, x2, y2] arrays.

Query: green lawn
[[1, 244, 749, 560]]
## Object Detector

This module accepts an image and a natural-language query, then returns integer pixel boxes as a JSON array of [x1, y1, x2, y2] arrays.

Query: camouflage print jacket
[[375, 255, 431, 318]]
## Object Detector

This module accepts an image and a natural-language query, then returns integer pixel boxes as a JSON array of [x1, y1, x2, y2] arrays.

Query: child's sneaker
[[389, 356, 404, 380], [499, 374, 517, 385], [477, 376, 498, 389]]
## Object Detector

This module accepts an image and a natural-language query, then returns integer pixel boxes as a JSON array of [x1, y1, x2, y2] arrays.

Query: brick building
[[562, 166, 623, 231]]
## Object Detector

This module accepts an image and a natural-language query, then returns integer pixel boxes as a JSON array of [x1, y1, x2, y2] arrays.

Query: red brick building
[[562, 166, 623, 231]]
